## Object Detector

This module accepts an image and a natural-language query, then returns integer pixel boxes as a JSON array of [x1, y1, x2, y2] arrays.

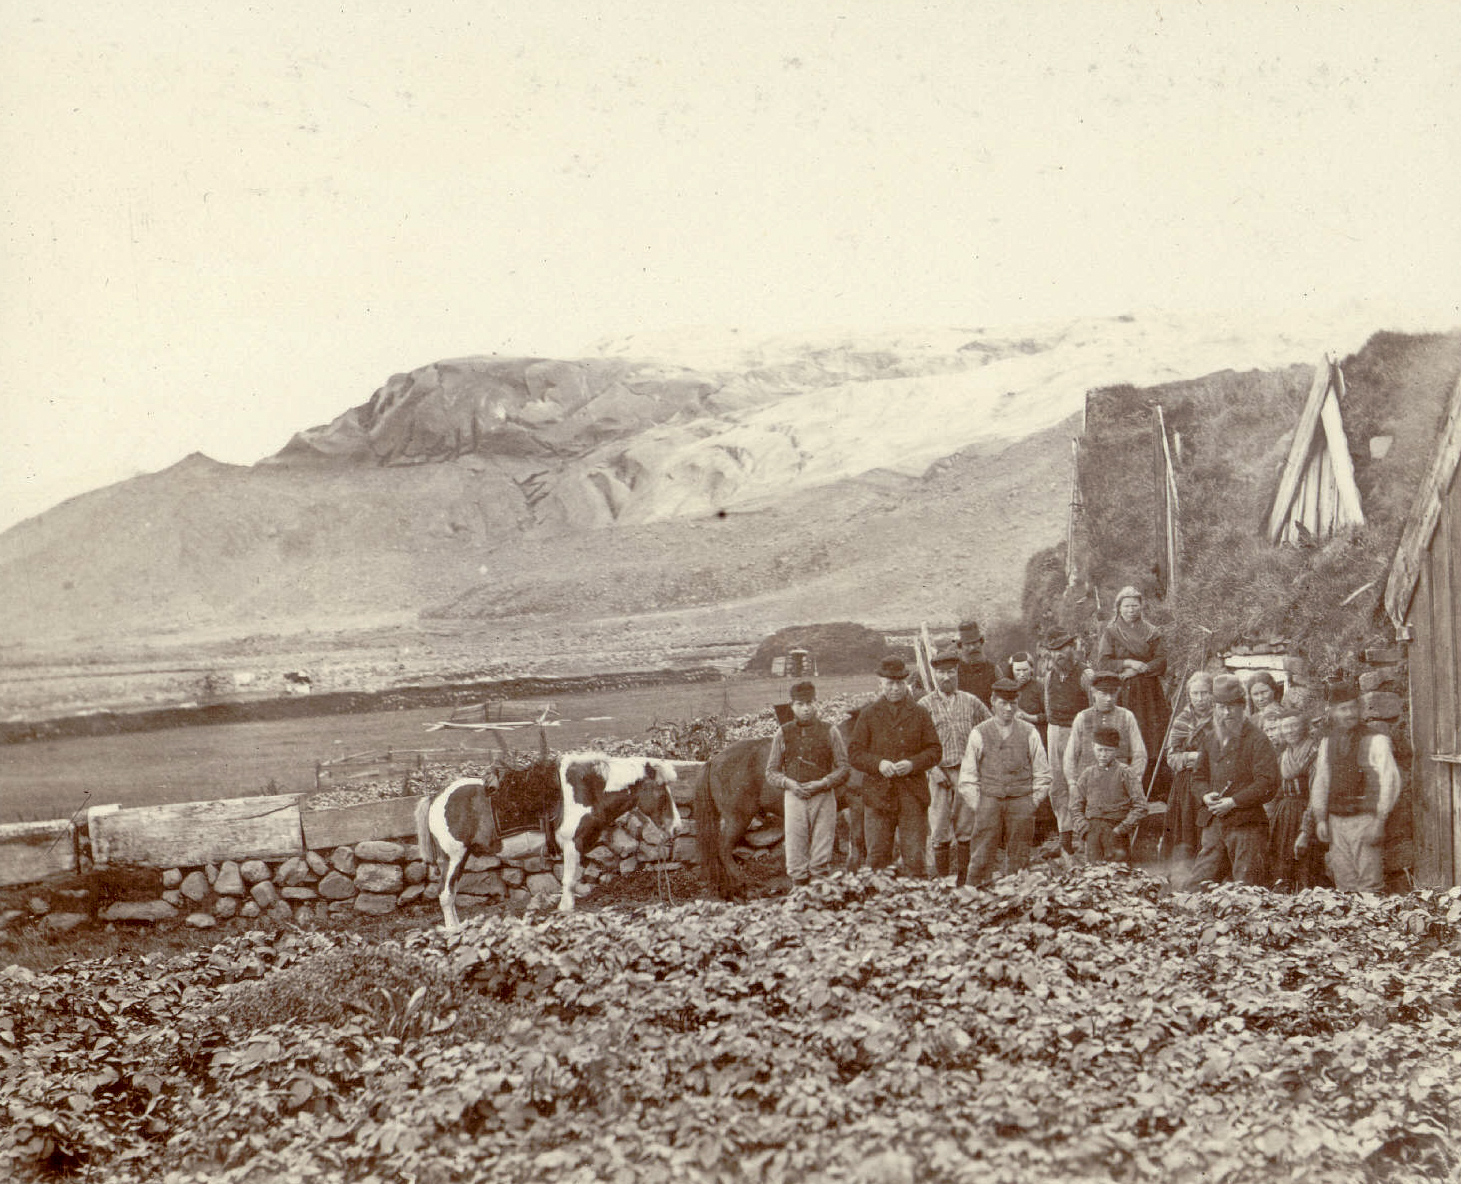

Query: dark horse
[[696, 707, 864, 898]]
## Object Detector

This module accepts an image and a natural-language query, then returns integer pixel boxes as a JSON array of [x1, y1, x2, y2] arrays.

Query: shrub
[[211, 941, 506, 1042]]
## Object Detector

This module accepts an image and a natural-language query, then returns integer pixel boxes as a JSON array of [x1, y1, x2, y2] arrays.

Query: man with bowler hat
[[848, 655, 943, 876], [1308, 678, 1400, 892], [958, 677, 1052, 884], [1188, 672, 1280, 886], [919, 644, 992, 883], [956, 620, 998, 708]]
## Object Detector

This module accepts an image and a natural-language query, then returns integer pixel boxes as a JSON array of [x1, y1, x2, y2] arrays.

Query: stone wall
[[0, 778, 791, 938]]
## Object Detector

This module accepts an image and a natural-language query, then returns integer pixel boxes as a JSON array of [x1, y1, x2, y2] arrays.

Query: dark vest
[[958, 659, 997, 705], [780, 719, 838, 784], [977, 719, 1035, 798], [1327, 727, 1378, 816], [1045, 668, 1089, 727]]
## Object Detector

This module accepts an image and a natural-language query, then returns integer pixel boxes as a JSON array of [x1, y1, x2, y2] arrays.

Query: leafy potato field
[[4, 865, 1461, 1184]]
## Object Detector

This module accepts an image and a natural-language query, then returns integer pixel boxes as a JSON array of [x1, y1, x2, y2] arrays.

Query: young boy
[[1070, 725, 1147, 862], [765, 680, 850, 885]]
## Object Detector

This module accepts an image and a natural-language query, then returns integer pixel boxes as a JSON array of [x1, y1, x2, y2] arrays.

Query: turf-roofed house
[[1021, 330, 1461, 889]]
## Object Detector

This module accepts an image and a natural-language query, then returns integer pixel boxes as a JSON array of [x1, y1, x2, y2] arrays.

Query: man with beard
[[1189, 673, 1280, 886], [1042, 629, 1090, 855], [1309, 679, 1400, 892], [848, 655, 943, 877], [956, 620, 998, 708], [919, 645, 992, 884], [958, 678, 1052, 884]]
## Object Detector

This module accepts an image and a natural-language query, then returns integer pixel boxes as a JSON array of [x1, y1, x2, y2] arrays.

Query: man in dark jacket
[[1189, 673, 1280, 886], [956, 620, 998, 708], [848, 655, 943, 876]]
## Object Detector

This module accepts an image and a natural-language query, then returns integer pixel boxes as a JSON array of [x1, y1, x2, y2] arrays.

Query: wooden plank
[[91, 795, 304, 868], [1452, 765, 1461, 891], [301, 795, 427, 850], [0, 819, 77, 887], [1447, 472, 1461, 754], [1316, 445, 1335, 538], [1318, 387, 1365, 528], [1386, 372, 1461, 624], [1267, 359, 1332, 542], [1300, 454, 1320, 537], [1418, 568, 1453, 886], [1408, 572, 1442, 885], [1432, 512, 1458, 759]]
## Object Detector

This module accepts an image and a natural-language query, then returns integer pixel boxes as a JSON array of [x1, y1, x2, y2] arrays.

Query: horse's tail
[[415, 793, 438, 867], [695, 758, 733, 900]]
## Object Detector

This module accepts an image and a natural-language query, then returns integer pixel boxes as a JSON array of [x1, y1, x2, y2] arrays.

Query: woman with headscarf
[[1247, 671, 1281, 718], [1097, 585, 1171, 797], [1272, 707, 1320, 889], [1162, 670, 1212, 866]]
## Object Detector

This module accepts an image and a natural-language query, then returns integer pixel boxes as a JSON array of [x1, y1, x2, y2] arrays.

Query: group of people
[[765, 586, 1401, 894], [1162, 667, 1400, 892]]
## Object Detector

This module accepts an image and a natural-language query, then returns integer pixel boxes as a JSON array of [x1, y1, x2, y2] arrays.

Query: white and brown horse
[[415, 753, 683, 927]]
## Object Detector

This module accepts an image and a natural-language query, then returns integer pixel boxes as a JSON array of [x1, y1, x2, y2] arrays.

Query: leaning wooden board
[[89, 795, 304, 868], [0, 819, 77, 887], [300, 795, 427, 850]]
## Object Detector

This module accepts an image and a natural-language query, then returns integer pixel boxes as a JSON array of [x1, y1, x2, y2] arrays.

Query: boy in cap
[[1042, 628, 1091, 854], [1063, 671, 1147, 796], [765, 680, 851, 885], [848, 655, 943, 876], [957, 678, 1052, 885], [1308, 678, 1400, 892], [956, 620, 998, 707], [1188, 673, 1280, 886], [919, 644, 992, 883], [1070, 725, 1147, 862]]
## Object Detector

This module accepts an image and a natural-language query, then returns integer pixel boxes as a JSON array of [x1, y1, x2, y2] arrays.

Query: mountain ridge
[[0, 313, 1399, 654]]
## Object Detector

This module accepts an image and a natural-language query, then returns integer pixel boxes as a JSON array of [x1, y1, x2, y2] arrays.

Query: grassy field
[[0, 674, 872, 822]]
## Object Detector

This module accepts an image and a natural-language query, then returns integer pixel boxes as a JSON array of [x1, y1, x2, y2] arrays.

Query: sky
[[3, 0, 1459, 533]]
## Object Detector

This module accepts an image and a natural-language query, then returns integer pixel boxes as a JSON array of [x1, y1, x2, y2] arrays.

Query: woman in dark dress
[[1162, 671, 1212, 867], [1098, 586, 1171, 795]]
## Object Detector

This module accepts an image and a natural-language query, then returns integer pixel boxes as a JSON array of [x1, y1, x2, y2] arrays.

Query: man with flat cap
[[1188, 672, 1280, 886], [957, 678, 1052, 884], [919, 644, 992, 883], [956, 620, 998, 708], [765, 679, 851, 886], [848, 655, 943, 876], [1308, 678, 1400, 892], [1042, 628, 1091, 854]]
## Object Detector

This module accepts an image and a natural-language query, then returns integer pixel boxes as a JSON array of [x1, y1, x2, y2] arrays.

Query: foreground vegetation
[[4, 865, 1460, 1183]]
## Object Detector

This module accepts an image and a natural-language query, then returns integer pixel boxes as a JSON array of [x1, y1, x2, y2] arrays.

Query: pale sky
[[3, 1, 1458, 533]]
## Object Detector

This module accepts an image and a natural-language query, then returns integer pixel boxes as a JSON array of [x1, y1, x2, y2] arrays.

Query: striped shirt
[[918, 689, 992, 767]]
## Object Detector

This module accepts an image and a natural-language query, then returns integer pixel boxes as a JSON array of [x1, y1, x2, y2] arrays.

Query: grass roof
[[1023, 330, 1461, 683]]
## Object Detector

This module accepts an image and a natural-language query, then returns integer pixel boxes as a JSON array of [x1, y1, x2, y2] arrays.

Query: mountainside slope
[[0, 313, 1395, 651]]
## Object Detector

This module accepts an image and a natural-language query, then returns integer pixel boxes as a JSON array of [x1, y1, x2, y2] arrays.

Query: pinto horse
[[416, 752, 682, 927], [695, 708, 864, 899]]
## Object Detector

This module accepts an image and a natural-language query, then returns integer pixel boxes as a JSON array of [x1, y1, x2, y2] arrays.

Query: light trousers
[[784, 790, 837, 881], [1326, 813, 1384, 892], [927, 768, 974, 844], [1047, 724, 1074, 831]]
